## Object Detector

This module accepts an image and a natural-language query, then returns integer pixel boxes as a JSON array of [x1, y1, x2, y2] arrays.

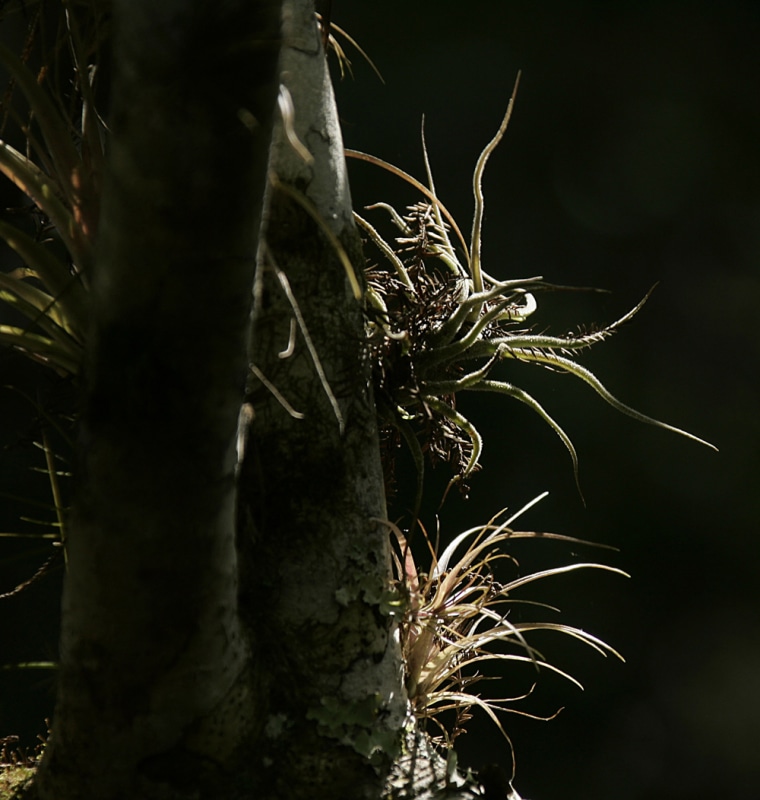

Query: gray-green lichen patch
[[334, 572, 389, 608], [307, 694, 401, 760], [263, 713, 291, 739]]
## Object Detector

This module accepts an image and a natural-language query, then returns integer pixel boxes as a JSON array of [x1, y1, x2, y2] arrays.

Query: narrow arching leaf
[[0, 41, 82, 208], [0, 141, 91, 271], [0, 325, 81, 374], [500, 347, 719, 451], [0, 221, 88, 334]]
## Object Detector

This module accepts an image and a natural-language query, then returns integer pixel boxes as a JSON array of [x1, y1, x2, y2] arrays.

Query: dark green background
[[1, 2, 758, 799]]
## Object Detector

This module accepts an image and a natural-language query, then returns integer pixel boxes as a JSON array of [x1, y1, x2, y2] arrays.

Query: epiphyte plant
[[0, 5, 106, 376], [347, 74, 717, 509], [0, 5, 719, 796], [0, 6, 366, 382], [0, 6, 103, 606], [385, 492, 627, 771]]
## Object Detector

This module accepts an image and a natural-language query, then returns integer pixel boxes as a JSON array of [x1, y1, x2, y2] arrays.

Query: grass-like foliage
[[348, 75, 716, 512], [0, 3, 96, 608], [0, 2, 108, 375], [349, 75, 715, 771], [385, 492, 627, 768], [0, 8, 717, 787]]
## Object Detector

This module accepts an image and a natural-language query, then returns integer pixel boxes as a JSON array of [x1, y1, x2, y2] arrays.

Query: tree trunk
[[36, 2, 282, 798], [25, 1, 471, 798], [236, 2, 406, 798]]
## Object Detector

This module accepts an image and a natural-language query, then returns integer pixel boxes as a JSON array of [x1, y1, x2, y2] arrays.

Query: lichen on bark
[[235, 2, 408, 797]]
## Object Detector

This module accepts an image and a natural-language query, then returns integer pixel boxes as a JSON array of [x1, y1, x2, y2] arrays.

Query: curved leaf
[[0, 221, 88, 334]]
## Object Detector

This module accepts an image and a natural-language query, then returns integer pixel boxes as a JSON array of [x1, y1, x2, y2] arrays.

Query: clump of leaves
[[357, 79, 715, 781], [0, 5, 372, 382], [348, 75, 716, 511], [0, 1, 109, 375], [0, 3, 90, 616], [386, 493, 627, 768]]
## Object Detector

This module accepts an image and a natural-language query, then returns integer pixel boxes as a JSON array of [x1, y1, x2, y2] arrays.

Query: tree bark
[[36, 2, 282, 798], [25, 2, 477, 799], [236, 2, 407, 797]]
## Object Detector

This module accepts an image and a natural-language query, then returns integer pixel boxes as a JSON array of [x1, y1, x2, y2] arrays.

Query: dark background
[[334, 2, 758, 800], [1, 2, 759, 799]]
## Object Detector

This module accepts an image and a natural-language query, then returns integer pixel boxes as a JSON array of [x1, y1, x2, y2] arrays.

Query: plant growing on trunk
[[0, 2, 716, 799], [350, 79, 715, 511]]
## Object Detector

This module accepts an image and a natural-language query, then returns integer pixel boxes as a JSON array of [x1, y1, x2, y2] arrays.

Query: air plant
[[348, 75, 716, 511], [0, 5, 371, 381], [352, 80, 715, 772], [0, 11, 716, 790], [386, 492, 627, 770], [0, 2, 108, 376], [0, 2, 98, 627]]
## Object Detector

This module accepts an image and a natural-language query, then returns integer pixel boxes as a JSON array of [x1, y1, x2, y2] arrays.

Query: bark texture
[[22, 3, 481, 799], [236, 2, 407, 798], [36, 2, 282, 798]]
